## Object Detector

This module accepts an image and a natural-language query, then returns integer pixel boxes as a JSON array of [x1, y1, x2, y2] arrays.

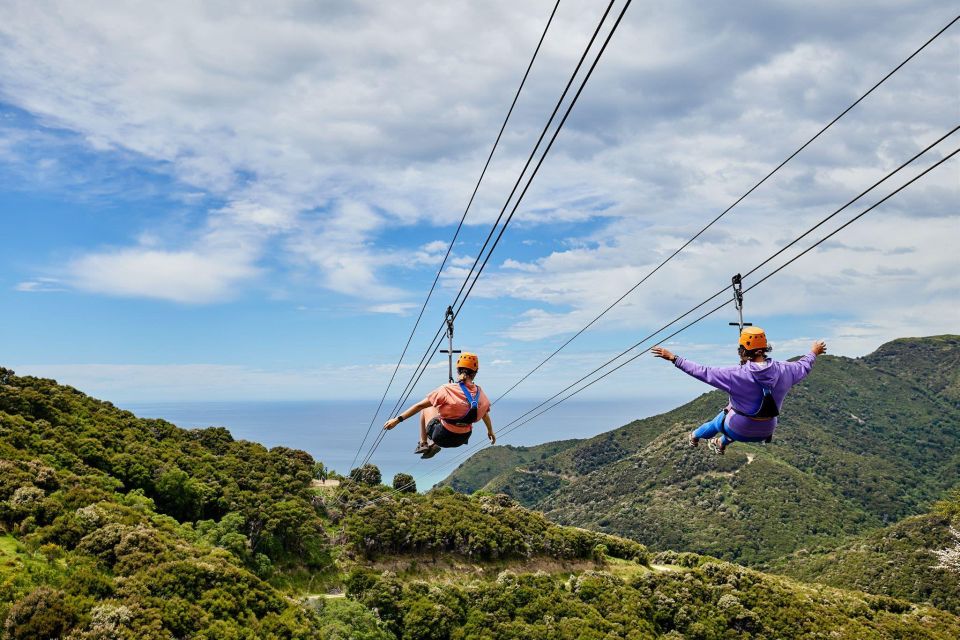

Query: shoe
[[420, 443, 442, 459], [708, 436, 726, 455], [414, 441, 431, 455], [688, 431, 700, 447]]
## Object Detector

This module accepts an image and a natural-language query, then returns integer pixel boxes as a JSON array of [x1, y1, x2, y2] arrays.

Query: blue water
[[123, 397, 685, 490]]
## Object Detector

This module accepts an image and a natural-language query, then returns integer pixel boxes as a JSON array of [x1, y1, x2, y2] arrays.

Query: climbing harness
[[717, 406, 775, 445], [450, 381, 480, 426], [731, 386, 780, 420]]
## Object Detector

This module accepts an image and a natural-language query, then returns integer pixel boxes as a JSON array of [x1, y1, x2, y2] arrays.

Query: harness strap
[[458, 381, 478, 410], [441, 382, 481, 433], [720, 407, 774, 444], [731, 377, 780, 420]]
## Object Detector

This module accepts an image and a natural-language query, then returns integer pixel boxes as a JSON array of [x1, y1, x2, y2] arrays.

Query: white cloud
[[14, 278, 65, 293], [4, 0, 949, 307], [69, 247, 259, 303], [0, 0, 956, 401], [368, 302, 418, 315]]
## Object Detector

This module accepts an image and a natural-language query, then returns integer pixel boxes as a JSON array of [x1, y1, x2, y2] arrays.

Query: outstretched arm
[[652, 345, 739, 393], [784, 340, 826, 384], [482, 413, 495, 444], [383, 398, 432, 430]]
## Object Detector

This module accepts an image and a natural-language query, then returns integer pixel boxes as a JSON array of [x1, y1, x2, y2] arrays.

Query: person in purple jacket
[[652, 327, 827, 454]]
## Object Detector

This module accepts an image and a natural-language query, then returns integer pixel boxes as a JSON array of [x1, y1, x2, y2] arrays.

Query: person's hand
[[811, 340, 827, 356], [383, 417, 400, 430], [651, 346, 676, 362], [487, 431, 496, 445]]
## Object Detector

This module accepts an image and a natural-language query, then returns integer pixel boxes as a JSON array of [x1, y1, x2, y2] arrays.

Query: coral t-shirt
[[426, 382, 491, 432]]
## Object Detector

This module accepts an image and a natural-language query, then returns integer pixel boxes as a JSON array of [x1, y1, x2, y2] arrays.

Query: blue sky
[[1, 0, 957, 405]]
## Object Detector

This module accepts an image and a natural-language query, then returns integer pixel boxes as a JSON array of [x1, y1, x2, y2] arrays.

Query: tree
[[402, 598, 455, 640], [393, 473, 416, 493], [154, 467, 201, 521], [351, 464, 382, 486]]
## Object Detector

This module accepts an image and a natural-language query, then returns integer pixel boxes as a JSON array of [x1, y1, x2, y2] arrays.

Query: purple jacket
[[673, 352, 817, 437]]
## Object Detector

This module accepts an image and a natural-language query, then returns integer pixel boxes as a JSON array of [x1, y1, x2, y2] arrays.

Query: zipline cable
[[444, 0, 621, 317], [346, 0, 563, 475], [411, 132, 959, 489], [491, 12, 960, 406], [367, 133, 958, 501], [361, 10, 959, 483], [488, 143, 960, 443], [379, 0, 620, 422], [450, 0, 634, 320], [358, 0, 632, 469], [487, 125, 959, 442]]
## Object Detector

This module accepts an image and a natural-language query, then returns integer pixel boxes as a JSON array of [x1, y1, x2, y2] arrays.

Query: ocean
[[123, 397, 685, 490]]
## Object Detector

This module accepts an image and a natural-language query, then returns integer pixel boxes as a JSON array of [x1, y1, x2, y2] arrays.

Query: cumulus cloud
[[0, 0, 955, 365], [69, 247, 259, 303]]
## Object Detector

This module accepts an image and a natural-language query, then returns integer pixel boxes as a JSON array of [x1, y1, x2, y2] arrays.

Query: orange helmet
[[739, 327, 767, 350], [456, 352, 479, 372]]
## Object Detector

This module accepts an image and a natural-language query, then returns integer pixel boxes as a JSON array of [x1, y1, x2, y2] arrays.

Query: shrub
[[393, 473, 416, 493], [351, 464, 382, 486], [592, 543, 608, 563], [4, 587, 78, 640]]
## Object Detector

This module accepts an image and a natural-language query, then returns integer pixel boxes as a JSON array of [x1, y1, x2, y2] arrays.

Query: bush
[[393, 473, 416, 493], [592, 543, 608, 563], [351, 464, 382, 486], [4, 587, 78, 640]]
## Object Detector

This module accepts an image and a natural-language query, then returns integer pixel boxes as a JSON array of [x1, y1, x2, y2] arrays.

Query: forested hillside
[[2, 360, 959, 638], [443, 439, 580, 495], [775, 490, 960, 615], [0, 367, 333, 637], [443, 336, 960, 566]]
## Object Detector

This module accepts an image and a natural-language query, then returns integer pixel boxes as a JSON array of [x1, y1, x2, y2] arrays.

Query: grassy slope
[[773, 491, 960, 615], [442, 336, 960, 568]]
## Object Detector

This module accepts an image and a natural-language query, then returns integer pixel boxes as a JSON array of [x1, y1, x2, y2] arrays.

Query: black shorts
[[427, 417, 472, 448]]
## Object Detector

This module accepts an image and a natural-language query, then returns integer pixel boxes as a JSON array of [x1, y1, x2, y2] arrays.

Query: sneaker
[[420, 443, 442, 459], [708, 436, 726, 455], [414, 441, 431, 455], [688, 431, 700, 447]]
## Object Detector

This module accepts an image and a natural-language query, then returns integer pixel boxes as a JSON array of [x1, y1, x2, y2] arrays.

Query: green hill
[[333, 481, 960, 640], [442, 336, 960, 567], [2, 361, 959, 638], [443, 439, 580, 496], [773, 490, 960, 615], [0, 367, 335, 637]]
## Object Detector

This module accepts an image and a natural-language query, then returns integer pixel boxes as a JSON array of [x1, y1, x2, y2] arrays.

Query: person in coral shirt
[[383, 352, 496, 459]]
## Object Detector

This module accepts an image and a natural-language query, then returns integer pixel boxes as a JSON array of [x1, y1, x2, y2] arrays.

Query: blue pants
[[693, 411, 770, 446]]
